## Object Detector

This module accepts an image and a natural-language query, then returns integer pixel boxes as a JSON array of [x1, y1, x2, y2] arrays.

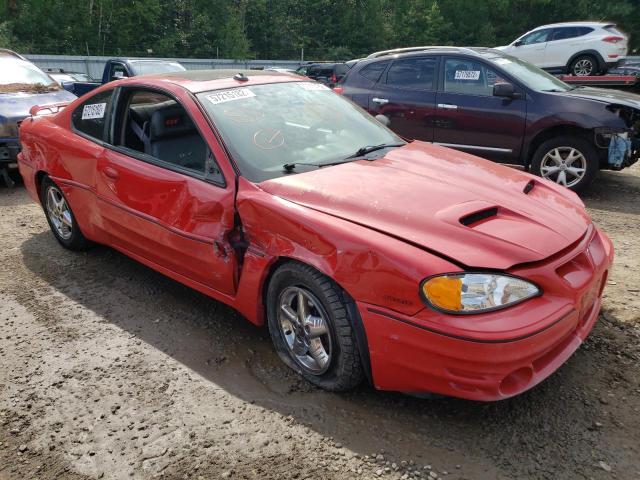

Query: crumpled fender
[[231, 177, 458, 326]]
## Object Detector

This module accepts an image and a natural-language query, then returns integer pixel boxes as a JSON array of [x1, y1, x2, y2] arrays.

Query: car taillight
[[330, 74, 337, 83], [333, 86, 344, 94], [602, 36, 624, 44]]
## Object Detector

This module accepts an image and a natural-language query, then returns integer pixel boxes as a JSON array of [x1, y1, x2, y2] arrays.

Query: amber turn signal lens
[[422, 276, 463, 311]]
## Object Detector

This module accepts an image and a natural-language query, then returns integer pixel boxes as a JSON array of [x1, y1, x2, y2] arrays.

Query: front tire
[[41, 176, 88, 250], [530, 136, 599, 192], [570, 55, 598, 76], [266, 262, 364, 391]]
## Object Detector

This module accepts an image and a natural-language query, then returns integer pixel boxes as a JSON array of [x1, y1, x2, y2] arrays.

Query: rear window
[[358, 61, 389, 83], [129, 61, 186, 75], [604, 25, 624, 36], [335, 64, 348, 76]]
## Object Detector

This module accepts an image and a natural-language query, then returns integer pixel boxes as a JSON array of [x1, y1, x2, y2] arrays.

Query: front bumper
[[359, 226, 613, 401]]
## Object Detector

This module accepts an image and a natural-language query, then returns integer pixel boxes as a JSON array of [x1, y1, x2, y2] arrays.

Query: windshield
[[197, 82, 403, 182], [482, 52, 571, 92], [0, 59, 59, 92], [129, 61, 186, 75]]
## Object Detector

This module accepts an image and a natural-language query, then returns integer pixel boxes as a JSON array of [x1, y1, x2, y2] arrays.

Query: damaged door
[[96, 87, 237, 295]]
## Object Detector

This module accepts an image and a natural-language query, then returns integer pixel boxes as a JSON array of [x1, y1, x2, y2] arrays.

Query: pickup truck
[[62, 58, 186, 96]]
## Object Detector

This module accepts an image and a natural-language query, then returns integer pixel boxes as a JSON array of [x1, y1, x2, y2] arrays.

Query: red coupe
[[17, 70, 613, 401]]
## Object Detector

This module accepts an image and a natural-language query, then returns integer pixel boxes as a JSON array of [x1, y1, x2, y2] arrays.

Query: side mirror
[[493, 82, 519, 99], [514, 40, 524, 47], [375, 114, 391, 127]]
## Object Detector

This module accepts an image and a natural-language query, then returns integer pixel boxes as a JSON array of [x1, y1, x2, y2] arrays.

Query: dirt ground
[[1, 165, 639, 480]]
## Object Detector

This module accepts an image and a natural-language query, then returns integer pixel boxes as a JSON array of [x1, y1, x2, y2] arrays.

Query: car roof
[[530, 21, 614, 30], [367, 46, 481, 59], [365, 46, 502, 61], [0, 48, 26, 60], [116, 69, 306, 94]]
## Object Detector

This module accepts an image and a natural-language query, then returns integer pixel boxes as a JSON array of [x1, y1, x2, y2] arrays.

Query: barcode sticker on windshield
[[81, 103, 106, 120], [454, 70, 481, 81], [300, 82, 330, 91], [207, 88, 256, 105]]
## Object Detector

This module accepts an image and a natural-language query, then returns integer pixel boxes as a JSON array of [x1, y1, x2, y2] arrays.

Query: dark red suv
[[337, 47, 640, 191]]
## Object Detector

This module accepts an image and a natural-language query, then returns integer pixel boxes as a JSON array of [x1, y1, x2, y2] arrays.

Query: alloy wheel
[[573, 59, 594, 76], [540, 147, 587, 188], [46, 186, 73, 240], [277, 286, 333, 375]]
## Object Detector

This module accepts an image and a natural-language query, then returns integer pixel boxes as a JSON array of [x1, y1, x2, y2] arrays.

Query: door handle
[[103, 166, 119, 179], [437, 103, 458, 110], [372, 97, 389, 104]]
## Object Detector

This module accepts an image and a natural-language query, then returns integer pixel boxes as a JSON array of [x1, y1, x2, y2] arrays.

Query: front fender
[[233, 177, 459, 325]]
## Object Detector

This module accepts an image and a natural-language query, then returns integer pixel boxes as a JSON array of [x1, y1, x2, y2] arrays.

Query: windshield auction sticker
[[81, 103, 107, 120], [300, 82, 330, 91], [207, 88, 256, 105], [454, 70, 481, 81]]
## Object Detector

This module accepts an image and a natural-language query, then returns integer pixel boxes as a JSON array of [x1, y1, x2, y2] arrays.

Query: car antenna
[[233, 72, 249, 82]]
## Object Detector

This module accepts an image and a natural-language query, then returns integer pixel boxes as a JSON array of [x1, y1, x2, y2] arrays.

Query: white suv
[[497, 22, 628, 76]]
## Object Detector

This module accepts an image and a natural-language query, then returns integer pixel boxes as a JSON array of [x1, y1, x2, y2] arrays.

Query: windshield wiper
[[344, 142, 405, 159], [282, 162, 321, 172], [283, 157, 374, 172], [282, 143, 405, 172]]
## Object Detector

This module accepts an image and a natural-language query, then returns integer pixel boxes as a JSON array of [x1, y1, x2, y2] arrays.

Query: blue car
[[0, 49, 76, 186]]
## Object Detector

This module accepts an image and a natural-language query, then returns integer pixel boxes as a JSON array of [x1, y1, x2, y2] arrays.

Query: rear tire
[[531, 136, 599, 193], [41, 176, 89, 250], [266, 262, 364, 392], [569, 55, 598, 76]]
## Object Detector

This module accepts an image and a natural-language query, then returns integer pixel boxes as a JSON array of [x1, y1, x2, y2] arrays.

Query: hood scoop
[[460, 207, 498, 227], [523, 179, 536, 194]]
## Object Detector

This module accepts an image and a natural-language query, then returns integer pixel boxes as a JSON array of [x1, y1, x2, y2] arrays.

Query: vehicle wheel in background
[[570, 55, 598, 76], [41, 176, 89, 250], [266, 262, 364, 392], [531, 136, 599, 193]]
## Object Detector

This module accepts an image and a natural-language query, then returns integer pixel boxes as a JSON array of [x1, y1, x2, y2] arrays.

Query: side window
[[384, 57, 436, 90], [334, 63, 348, 78], [71, 89, 114, 141], [359, 61, 389, 83], [443, 59, 508, 97], [520, 29, 551, 45], [116, 89, 223, 183]]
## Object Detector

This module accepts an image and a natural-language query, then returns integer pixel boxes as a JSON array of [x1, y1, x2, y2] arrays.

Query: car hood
[[562, 86, 640, 109], [0, 89, 76, 127], [259, 142, 590, 270]]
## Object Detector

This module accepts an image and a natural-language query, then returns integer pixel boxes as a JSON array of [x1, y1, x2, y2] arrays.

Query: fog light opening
[[499, 367, 534, 396]]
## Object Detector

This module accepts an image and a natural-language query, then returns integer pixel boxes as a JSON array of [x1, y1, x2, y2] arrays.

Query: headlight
[[420, 273, 540, 314]]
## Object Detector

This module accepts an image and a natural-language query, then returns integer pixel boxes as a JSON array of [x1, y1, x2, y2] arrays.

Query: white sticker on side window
[[207, 88, 256, 105], [454, 70, 481, 81], [81, 103, 107, 120], [299, 82, 330, 91]]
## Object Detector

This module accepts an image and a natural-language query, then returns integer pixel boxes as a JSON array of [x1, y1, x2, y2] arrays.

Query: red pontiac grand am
[[17, 70, 613, 401]]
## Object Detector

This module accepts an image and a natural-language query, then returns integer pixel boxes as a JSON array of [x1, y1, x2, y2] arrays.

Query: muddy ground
[[1, 165, 639, 480]]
